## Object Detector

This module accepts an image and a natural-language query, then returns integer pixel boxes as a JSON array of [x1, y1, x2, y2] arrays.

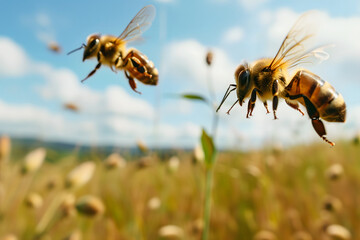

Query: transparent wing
[[117, 5, 156, 42], [268, 11, 327, 71]]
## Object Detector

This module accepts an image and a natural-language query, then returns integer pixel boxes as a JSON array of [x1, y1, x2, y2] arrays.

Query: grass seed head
[[47, 41, 62, 53], [192, 144, 204, 164], [61, 193, 76, 217], [25, 192, 43, 209], [21, 148, 46, 174], [0, 135, 11, 162], [137, 140, 149, 153], [323, 195, 343, 213], [326, 224, 351, 240], [65, 161, 95, 189], [326, 163, 344, 181], [206, 50, 213, 66], [147, 196, 161, 210], [75, 195, 105, 217], [158, 225, 184, 239], [168, 156, 180, 173], [104, 153, 126, 170]]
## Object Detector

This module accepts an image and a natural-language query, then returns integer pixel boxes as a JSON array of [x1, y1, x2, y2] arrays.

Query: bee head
[[234, 63, 251, 106], [83, 34, 101, 61]]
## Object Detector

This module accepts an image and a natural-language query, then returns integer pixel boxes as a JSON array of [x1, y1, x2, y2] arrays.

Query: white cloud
[[35, 13, 51, 28], [222, 26, 244, 44], [0, 37, 29, 76], [34, 12, 56, 44], [163, 39, 237, 93]]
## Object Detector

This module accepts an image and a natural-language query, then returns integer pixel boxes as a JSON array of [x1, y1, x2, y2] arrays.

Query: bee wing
[[268, 11, 328, 71], [117, 5, 156, 42]]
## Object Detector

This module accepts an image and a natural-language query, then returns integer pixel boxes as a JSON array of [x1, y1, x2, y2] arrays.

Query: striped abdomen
[[124, 49, 158, 85], [285, 70, 346, 122]]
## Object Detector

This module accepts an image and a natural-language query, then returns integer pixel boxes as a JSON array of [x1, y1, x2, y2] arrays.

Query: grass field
[[0, 136, 359, 240]]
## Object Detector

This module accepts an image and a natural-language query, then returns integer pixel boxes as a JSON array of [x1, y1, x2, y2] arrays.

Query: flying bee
[[217, 11, 346, 146], [68, 5, 158, 93]]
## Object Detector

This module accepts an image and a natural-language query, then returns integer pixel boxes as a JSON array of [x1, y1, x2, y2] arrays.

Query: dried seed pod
[[192, 144, 204, 164], [21, 148, 46, 174], [25, 192, 43, 209], [326, 163, 344, 181], [63, 103, 79, 112], [48, 41, 62, 53], [104, 153, 126, 170], [205, 50, 213, 66], [137, 140, 149, 153], [158, 225, 184, 239], [65, 161, 95, 189], [326, 224, 351, 240], [75, 195, 105, 217], [168, 156, 180, 173], [323, 195, 342, 213]]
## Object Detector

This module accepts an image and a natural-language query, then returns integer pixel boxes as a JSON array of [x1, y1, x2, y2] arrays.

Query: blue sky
[[1, 0, 360, 149]]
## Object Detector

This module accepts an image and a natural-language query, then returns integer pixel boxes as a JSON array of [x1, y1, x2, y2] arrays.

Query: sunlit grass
[[0, 138, 359, 239]]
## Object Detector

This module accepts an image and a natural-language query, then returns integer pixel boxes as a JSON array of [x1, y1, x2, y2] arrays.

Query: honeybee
[[68, 5, 158, 93], [217, 11, 346, 146]]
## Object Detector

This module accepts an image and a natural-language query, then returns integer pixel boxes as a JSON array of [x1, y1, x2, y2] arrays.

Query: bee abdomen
[[125, 49, 158, 85], [286, 70, 346, 123]]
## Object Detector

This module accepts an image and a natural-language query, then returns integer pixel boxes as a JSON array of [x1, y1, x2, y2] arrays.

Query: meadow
[[0, 136, 359, 240]]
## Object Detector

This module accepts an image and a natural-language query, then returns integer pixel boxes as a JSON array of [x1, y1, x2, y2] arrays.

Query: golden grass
[[0, 140, 359, 239]]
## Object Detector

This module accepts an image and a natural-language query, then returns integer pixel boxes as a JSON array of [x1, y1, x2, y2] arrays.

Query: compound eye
[[88, 38, 99, 50], [239, 70, 250, 87]]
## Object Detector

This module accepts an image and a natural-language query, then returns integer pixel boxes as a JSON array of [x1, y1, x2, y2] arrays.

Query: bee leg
[[263, 101, 270, 114], [81, 62, 101, 83], [285, 100, 305, 116], [247, 89, 257, 118], [290, 94, 335, 146], [125, 71, 141, 94], [272, 80, 279, 119]]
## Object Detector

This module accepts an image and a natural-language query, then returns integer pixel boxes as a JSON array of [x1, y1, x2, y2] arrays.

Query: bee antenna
[[67, 44, 86, 55]]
